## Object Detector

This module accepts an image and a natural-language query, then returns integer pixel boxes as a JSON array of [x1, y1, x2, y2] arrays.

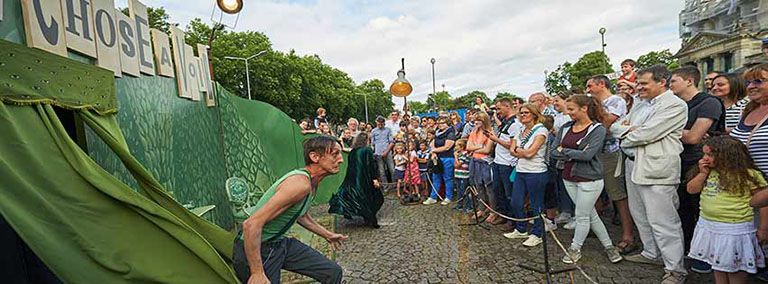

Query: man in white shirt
[[613, 65, 688, 284], [486, 98, 523, 228], [385, 111, 401, 134]]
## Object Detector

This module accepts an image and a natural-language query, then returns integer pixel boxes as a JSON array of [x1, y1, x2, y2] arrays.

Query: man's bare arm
[[242, 175, 311, 279]]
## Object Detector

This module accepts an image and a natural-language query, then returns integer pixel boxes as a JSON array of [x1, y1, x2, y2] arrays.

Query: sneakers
[[503, 229, 529, 239], [422, 198, 437, 205], [624, 253, 664, 266], [562, 247, 582, 264], [690, 259, 712, 274], [661, 271, 686, 284], [440, 199, 452, 206], [544, 218, 557, 232], [555, 212, 573, 224], [563, 219, 576, 230], [605, 247, 623, 263], [522, 235, 543, 247]]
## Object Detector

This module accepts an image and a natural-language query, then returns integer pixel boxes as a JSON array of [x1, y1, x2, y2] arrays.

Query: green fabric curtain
[[0, 103, 238, 283]]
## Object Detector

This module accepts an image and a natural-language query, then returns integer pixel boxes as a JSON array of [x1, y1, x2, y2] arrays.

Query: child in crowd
[[395, 121, 409, 143], [687, 136, 767, 283], [453, 139, 471, 212], [405, 140, 423, 201], [417, 141, 432, 199], [393, 143, 409, 200]]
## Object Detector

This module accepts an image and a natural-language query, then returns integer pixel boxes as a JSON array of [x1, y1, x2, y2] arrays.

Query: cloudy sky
[[124, 0, 685, 107]]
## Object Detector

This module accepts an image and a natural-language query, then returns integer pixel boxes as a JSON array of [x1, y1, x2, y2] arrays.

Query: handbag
[[509, 125, 543, 183]]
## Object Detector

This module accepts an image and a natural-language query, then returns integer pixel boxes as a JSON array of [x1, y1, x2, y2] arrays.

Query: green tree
[[545, 63, 572, 94], [493, 92, 522, 103], [355, 80, 394, 123], [567, 51, 614, 88], [408, 101, 430, 115], [453, 90, 490, 109], [426, 91, 453, 111], [119, 7, 175, 34], [636, 49, 679, 70]]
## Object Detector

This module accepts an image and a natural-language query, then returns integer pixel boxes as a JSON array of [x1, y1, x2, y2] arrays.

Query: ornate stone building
[[675, 0, 768, 73]]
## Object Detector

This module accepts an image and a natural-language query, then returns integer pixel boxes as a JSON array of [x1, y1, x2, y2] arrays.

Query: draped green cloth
[[328, 147, 383, 225], [0, 103, 239, 283]]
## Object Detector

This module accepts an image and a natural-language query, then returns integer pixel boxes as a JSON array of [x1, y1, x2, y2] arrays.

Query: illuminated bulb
[[217, 0, 243, 14], [390, 70, 413, 98]]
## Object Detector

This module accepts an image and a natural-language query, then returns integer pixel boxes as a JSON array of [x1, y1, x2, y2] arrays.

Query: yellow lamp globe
[[389, 70, 413, 97]]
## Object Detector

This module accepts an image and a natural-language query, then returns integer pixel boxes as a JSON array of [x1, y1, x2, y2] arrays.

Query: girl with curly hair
[[687, 136, 768, 283]]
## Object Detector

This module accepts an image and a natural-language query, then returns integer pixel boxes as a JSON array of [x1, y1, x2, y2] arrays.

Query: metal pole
[[245, 59, 251, 100], [431, 58, 436, 97], [364, 93, 369, 124], [601, 33, 605, 54]]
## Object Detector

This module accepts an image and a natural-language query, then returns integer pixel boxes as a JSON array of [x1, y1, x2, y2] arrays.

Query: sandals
[[616, 240, 639, 255]]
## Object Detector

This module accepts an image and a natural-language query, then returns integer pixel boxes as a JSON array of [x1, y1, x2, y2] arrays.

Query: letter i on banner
[[185, 44, 200, 101], [170, 25, 190, 98], [20, 0, 68, 56], [115, 9, 139, 77], [91, 0, 120, 77], [129, 0, 154, 76], [60, 0, 97, 57], [151, 28, 174, 77]]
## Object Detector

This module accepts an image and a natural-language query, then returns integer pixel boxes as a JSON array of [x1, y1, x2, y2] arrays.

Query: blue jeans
[[431, 157, 455, 200], [554, 170, 575, 215], [492, 163, 514, 216], [511, 172, 549, 237], [454, 178, 469, 208]]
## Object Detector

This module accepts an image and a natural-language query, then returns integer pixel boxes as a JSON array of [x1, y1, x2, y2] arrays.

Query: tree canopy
[[636, 49, 680, 70]]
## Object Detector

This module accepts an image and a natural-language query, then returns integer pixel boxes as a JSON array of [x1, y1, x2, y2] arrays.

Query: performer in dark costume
[[329, 132, 384, 228]]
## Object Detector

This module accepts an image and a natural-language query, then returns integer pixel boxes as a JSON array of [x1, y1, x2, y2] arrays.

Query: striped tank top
[[725, 98, 749, 130], [730, 117, 768, 177]]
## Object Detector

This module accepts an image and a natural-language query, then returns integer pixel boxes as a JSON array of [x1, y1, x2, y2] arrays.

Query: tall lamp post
[[389, 58, 413, 112], [225, 50, 267, 100], [363, 91, 369, 124], [430, 58, 436, 111], [599, 27, 607, 74]]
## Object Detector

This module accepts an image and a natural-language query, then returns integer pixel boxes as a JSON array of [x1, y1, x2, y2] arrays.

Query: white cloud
[[151, 0, 684, 109]]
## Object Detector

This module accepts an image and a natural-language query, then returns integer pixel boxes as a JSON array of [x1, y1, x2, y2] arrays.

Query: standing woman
[[423, 117, 457, 205], [329, 133, 384, 228], [466, 112, 497, 222], [450, 112, 465, 135], [552, 91, 573, 135], [711, 73, 748, 132], [552, 95, 623, 264], [504, 103, 550, 247]]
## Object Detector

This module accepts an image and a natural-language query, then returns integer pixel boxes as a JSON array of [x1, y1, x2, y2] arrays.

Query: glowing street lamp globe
[[217, 0, 243, 14], [390, 70, 413, 97]]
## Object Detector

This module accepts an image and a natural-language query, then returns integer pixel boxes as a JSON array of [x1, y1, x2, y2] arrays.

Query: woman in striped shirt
[[730, 63, 768, 248], [712, 73, 749, 132]]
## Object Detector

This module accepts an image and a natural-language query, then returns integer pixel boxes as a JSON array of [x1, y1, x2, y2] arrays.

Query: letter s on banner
[[21, 0, 68, 56]]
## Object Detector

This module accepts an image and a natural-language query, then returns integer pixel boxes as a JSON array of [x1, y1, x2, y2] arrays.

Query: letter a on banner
[[170, 25, 191, 98], [151, 28, 174, 77], [60, 0, 97, 57], [116, 9, 139, 77], [91, 0, 120, 77], [129, 0, 154, 76], [21, 0, 68, 56]]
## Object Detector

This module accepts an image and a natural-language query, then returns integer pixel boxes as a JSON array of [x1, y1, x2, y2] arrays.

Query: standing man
[[486, 98, 523, 227], [528, 92, 557, 116], [586, 75, 636, 254], [668, 66, 724, 274], [371, 116, 395, 190], [385, 111, 402, 134], [703, 71, 722, 93], [614, 65, 688, 284], [236, 136, 347, 284]]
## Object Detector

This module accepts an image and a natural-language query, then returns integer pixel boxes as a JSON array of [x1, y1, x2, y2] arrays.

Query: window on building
[[723, 52, 733, 72], [706, 58, 715, 73]]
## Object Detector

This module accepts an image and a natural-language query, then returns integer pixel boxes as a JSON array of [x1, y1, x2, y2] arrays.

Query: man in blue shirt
[[371, 116, 395, 189]]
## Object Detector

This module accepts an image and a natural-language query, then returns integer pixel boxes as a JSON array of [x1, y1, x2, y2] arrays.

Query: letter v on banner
[[170, 25, 191, 99], [20, 0, 68, 56]]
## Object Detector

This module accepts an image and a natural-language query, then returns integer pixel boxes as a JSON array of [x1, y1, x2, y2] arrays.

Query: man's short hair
[[671, 66, 702, 86], [589, 75, 612, 89], [621, 59, 636, 67], [637, 64, 671, 85], [496, 97, 512, 107], [376, 116, 385, 122], [304, 135, 339, 165]]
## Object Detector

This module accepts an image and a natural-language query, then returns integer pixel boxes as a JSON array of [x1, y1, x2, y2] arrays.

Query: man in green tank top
[[233, 136, 347, 284]]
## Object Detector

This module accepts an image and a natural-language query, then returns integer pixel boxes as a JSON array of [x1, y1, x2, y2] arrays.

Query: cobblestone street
[[332, 195, 747, 284]]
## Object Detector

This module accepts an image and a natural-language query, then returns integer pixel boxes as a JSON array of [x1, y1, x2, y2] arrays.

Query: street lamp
[[599, 27, 607, 74], [225, 50, 267, 100], [389, 58, 413, 113], [430, 58, 436, 111]]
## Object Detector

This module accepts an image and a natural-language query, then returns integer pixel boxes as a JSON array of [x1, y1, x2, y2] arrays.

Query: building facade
[[675, 0, 768, 74]]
